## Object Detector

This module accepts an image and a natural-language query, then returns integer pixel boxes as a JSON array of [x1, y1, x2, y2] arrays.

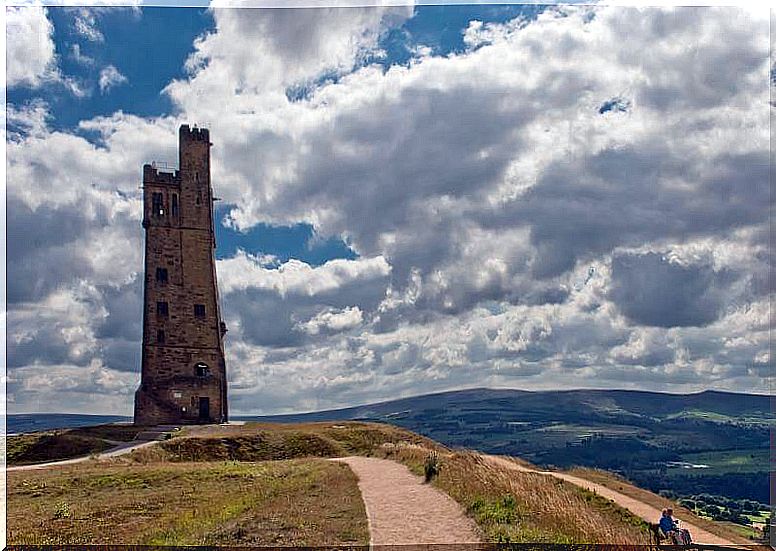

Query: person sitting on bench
[[659, 508, 692, 545]]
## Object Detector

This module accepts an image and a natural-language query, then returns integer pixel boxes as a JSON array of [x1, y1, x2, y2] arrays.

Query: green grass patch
[[673, 449, 769, 475]]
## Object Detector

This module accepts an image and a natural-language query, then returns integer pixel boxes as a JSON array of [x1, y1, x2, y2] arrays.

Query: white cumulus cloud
[[6, 6, 57, 88]]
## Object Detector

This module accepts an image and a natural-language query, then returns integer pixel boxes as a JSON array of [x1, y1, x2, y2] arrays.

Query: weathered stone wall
[[135, 125, 228, 426]]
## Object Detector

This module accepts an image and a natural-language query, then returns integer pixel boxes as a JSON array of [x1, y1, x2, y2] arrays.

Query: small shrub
[[53, 501, 71, 519], [424, 451, 441, 483]]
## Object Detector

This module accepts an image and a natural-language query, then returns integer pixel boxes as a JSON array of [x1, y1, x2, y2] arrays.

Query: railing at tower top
[[150, 161, 178, 173]]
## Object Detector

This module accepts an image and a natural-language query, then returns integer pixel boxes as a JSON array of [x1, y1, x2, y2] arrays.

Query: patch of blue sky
[[7, 7, 213, 136], [285, 4, 546, 101], [598, 96, 631, 114], [214, 205, 357, 265], [285, 68, 342, 103], [378, 4, 545, 60]]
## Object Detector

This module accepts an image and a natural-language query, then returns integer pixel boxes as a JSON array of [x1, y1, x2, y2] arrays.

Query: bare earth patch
[[334, 456, 481, 545]]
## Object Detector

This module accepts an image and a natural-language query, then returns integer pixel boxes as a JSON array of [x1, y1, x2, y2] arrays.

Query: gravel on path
[[333, 456, 481, 545]]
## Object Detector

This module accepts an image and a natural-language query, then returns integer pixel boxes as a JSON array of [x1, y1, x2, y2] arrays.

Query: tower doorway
[[198, 397, 210, 422]]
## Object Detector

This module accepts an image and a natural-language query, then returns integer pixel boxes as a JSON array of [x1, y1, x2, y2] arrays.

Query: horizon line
[[7, 385, 770, 417]]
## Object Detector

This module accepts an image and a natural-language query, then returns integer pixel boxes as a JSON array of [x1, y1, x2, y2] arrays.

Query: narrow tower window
[[171, 194, 179, 217], [157, 330, 165, 344], [152, 192, 164, 216], [194, 304, 206, 318], [157, 301, 169, 317], [155, 267, 168, 283]]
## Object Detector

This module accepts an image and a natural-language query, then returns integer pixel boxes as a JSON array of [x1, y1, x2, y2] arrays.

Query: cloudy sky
[[5, 3, 772, 415]]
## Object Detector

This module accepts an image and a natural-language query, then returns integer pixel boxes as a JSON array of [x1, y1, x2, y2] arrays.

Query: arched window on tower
[[195, 362, 210, 378]]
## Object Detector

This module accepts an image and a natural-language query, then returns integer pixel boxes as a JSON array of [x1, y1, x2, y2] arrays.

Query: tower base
[[134, 380, 226, 426]]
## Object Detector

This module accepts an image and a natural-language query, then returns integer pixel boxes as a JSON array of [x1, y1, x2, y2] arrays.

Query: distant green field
[[664, 410, 775, 426], [744, 512, 769, 524], [535, 423, 645, 436], [670, 449, 770, 476], [719, 521, 761, 540], [665, 410, 735, 423]]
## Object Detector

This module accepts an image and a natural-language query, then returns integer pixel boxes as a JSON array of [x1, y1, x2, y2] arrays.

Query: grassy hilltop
[[5, 421, 670, 546]]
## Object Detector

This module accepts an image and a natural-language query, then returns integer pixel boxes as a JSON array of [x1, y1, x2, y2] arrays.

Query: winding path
[[333, 456, 481, 545], [6, 440, 159, 472], [5, 423, 233, 472], [484, 455, 742, 547]]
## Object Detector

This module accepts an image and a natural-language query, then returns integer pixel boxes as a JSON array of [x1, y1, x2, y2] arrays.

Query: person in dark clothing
[[659, 508, 692, 545]]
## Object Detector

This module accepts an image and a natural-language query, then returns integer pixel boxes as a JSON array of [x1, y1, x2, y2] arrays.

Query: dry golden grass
[[567, 467, 750, 544], [379, 446, 652, 544], [8, 422, 421, 545], [10, 420, 723, 547], [7, 458, 368, 546]]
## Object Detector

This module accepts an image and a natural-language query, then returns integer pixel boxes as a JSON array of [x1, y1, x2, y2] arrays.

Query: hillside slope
[[7, 421, 670, 545], [248, 388, 771, 507]]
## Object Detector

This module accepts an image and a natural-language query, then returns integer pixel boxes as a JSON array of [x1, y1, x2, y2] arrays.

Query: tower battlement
[[179, 124, 210, 143], [134, 125, 228, 426]]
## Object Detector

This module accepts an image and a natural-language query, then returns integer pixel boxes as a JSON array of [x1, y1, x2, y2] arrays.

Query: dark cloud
[[94, 279, 143, 341], [7, 198, 93, 303], [490, 148, 770, 280], [609, 252, 738, 327]]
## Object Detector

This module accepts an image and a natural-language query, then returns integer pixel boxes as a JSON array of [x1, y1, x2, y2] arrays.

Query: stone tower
[[134, 124, 228, 425]]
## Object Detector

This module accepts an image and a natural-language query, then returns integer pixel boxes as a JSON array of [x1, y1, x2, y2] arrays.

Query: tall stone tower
[[134, 125, 228, 425]]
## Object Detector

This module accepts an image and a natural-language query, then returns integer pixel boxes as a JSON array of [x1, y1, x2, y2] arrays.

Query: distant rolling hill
[[242, 388, 771, 504], [248, 387, 770, 424]]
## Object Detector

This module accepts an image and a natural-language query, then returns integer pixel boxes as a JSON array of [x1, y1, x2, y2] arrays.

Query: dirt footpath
[[485, 455, 740, 547], [333, 456, 480, 545], [6, 440, 159, 472]]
